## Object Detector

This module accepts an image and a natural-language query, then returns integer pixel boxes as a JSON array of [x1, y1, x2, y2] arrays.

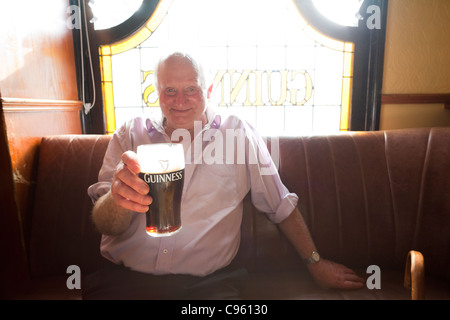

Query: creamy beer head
[[137, 143, 185, 173]]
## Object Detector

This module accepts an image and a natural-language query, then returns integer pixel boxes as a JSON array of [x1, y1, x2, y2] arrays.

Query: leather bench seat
[[242, 269, 450, 300], [13, 127, 450, 299]]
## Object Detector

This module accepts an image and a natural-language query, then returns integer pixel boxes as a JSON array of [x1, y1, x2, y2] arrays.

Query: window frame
[[80, 0, 388, 133], [95, 0, 160, 45], [293, 0, 388, 131]]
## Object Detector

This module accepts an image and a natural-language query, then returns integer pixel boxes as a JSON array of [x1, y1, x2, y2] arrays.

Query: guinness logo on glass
[[159, 159, 169, 172]]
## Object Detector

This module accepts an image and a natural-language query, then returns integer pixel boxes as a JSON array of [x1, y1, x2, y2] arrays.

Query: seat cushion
[[241, 269, 450, 300], [13, 275, 82, 300]]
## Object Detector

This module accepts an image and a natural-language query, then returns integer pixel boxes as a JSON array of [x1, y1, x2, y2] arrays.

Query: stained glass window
[[98, 0, 356, 135]]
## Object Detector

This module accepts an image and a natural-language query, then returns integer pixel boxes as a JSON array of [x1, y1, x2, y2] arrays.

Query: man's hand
[[92, 151, 154, 236], [111, 151, 152, 213], [307, 259, 365, 290], [278, 208, 365, 291]]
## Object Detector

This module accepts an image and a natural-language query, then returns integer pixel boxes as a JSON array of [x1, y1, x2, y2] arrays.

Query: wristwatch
[[304, 251, 321, 264]]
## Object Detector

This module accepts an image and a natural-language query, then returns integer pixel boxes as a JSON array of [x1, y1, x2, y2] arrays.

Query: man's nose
[[175, 92, 186, 107]]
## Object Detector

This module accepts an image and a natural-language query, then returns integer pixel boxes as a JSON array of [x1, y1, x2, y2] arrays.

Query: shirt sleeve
[[244, 122, 299, 224]]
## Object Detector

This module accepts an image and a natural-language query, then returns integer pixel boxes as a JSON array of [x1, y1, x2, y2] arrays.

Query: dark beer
[[139, 169, 184, 236], [137, 143, 185, 237]]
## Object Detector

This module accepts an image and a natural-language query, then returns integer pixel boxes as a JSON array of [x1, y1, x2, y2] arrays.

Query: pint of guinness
[[137, 143, 185, 237]]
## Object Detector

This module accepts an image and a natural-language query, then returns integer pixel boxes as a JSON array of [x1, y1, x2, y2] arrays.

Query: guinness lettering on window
[[142, 70, 313, 107]]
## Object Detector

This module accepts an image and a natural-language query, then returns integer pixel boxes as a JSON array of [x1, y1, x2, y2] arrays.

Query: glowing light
[[90, 0, 143, 30], [312, 0, 363, 27]]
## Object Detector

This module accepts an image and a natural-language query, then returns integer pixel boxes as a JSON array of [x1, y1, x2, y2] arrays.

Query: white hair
[[154, 51, 207, 94]]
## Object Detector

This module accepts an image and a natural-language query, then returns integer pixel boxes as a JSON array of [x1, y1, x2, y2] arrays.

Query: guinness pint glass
[[137, 143, 185, 237]]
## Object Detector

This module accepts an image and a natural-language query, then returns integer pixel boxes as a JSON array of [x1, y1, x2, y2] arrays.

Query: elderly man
[[84, 52, 364, 299]]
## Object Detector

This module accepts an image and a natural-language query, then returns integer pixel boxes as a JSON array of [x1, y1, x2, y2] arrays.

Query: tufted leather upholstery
[[16, 128, 450, 299]]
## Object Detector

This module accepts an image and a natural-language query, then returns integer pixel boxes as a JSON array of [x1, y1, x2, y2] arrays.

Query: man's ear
[[207, 83, 214, 99]]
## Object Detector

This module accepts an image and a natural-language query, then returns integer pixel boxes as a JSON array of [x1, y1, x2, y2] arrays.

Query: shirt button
[[163, 249, 168, 254]]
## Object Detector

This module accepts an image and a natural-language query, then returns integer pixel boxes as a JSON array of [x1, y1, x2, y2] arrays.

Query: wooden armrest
[[404, 250, 425, 300]]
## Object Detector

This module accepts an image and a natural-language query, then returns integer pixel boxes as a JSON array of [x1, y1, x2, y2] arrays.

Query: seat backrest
[[29, 128, 450, 281], [274, 128, 450, 279], [29, 135, 111, 278]]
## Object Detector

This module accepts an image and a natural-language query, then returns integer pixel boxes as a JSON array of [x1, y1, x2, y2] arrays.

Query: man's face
[[157, 56, 206, 132]]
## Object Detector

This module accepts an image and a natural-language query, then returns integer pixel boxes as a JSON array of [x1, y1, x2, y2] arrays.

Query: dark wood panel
[[0, 100, 29, 298], [382, 94, 450, 109]]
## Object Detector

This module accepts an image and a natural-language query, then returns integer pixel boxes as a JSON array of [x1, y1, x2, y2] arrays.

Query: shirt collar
[[205, 106, 221, 129]]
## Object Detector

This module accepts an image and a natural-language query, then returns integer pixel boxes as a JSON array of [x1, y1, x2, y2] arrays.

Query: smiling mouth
[[171, 108, 191, 113]]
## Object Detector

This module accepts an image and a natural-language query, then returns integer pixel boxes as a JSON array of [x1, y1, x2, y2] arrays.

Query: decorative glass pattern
[[99, 0, 354, 135]]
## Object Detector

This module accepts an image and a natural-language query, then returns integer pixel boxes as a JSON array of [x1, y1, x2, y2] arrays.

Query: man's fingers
[[335, 269, 365, 290], [111, 180, 152, 212], [341, 272, 365, 288], [111, 151, 152, 212], [115, 165, 149, 194], [113, 180, 152, 204], [342, 279, 365, 289], [310, 259, 366, 290], [113, 192, 152, 213], [122, 151, 141, 174]]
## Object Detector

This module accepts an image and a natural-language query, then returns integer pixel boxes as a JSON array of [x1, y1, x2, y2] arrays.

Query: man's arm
[[91, 151, 152, 236], [278, 207, 365, 290], [92, 191, 134, 236]]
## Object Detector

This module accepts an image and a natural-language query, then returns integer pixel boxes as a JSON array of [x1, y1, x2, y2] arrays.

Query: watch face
[[312, 251, 320, 262]]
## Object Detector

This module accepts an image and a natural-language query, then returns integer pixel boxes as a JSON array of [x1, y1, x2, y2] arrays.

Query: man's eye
[[185, 87, 198, 95], [165, 88, 176, 96]]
